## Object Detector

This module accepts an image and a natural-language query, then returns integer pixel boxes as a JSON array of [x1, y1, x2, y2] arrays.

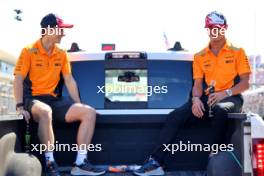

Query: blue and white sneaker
[[45, 161, 61, 176], [71, 159, 106, 175], [133, 157, 165, 176]]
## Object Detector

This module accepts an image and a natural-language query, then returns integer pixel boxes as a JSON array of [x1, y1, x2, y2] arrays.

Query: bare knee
[[84, 105, 96, 115], [65, 104, 96, 122], [74, 104, 96, 122], [32, 104, 52, 123], [81, 105, 96, 122]]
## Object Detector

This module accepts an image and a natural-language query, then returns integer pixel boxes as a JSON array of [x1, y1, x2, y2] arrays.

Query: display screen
[[105, 69, 148, 102]]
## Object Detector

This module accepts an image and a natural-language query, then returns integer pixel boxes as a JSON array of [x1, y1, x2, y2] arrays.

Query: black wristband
[[16, 102, 24, 110]]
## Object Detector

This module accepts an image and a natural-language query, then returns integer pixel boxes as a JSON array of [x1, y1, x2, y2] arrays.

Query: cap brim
[[58, 24, 74, 28], [205, 24, 227, 28]]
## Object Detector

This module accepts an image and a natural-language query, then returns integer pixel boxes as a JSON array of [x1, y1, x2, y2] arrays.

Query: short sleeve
[[13, 48, 30, 78], [193, 55, 204, 79], [62, 52, 72, 76], [237, 48, 251, 75]]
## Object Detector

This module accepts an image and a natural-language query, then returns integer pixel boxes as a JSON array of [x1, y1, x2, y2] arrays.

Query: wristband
[[192, 96, 200, 102]]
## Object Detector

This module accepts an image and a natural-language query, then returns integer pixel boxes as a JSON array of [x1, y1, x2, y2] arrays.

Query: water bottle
[[25, 123, 31, 153], [208, 80, 216, 118]]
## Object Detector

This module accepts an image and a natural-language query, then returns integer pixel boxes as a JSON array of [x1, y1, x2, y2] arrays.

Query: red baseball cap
[[41, 13, 74, 28], [205, 11, 228, 29]]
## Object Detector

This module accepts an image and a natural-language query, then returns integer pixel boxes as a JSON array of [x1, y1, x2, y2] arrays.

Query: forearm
[[192, 86, 203, 97], [65, 78, 81, 103], [13, 75, 24, 104], [192, 79, 203, 98], [229, 79, 250, 96]]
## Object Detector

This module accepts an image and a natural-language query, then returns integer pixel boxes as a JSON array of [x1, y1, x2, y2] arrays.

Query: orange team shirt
[[193, 42, 251, 92], [14, 39, 72, 96]]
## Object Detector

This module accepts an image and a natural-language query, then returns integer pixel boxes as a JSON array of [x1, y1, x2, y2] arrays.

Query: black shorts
[[24, 95, 74, 123]]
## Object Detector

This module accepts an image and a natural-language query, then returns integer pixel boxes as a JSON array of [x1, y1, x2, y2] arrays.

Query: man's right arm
[[13, 74, 31, 123], [192, 78, 203, 98], [13, 75, 24, 106], [13, 48, 31, 122], [192, 52, 205, 118], [191, 79, 205, 118], [13, 48, 30, 103], [192, 53, 204, 98]]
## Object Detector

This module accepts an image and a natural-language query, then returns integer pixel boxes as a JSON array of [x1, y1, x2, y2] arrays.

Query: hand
[[17, 107, 31, 123], [192, 97, 205, 118], [207, 91, 227, 107]]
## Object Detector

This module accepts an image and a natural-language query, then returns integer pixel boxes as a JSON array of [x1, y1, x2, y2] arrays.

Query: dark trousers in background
[[151, 95, 243, 165]]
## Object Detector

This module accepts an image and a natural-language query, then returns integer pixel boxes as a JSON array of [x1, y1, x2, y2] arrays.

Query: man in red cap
[[134, 11, 251, 176], [13, 13, 105, 176]]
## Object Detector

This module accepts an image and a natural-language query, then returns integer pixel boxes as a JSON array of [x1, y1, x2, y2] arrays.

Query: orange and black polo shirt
[[193, 42, 251, 92], [14, 39, 72, 97]]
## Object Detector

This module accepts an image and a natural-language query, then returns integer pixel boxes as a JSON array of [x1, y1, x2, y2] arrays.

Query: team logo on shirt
[[225, 60, 234, 64], [203, 59, 211, 69], [54, 63, 61, 67], [225, 55, 234, 64]]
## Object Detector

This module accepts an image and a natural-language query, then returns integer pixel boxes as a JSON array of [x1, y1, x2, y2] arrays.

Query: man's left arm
[[228, 73, 250, 95], [230, 48, 251, 95], [62, 52, 81, 103], [208, 48, 251, 106], [63, 74, 81, 103], [208, 74, 250, 106]]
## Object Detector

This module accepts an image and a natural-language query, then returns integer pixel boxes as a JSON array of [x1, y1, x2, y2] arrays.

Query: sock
[[45, 152, 55, 164], [75, 150, 87, 165]]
